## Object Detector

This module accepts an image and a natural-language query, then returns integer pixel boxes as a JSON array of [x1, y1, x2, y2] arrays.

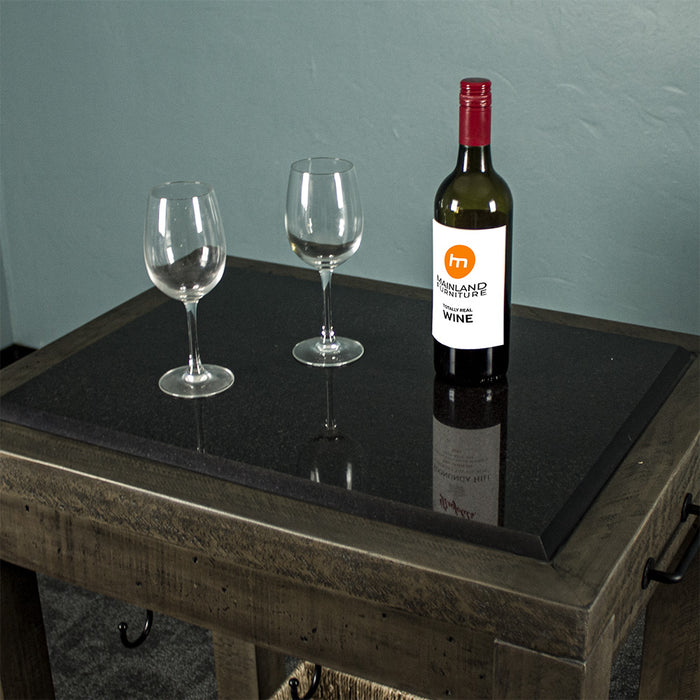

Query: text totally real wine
[[433, 78, 513, 385]]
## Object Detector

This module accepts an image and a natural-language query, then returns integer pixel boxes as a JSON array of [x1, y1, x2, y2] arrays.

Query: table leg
[[640, 526, 700, 699], [0, 560, 55, 699], [493, 617, 615, 699], [212, 631, 287, 699]]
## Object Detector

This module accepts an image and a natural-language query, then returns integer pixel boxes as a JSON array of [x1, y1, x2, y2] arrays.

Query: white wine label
[[432, 221, 506, 349], [432, 418, 501, 524]]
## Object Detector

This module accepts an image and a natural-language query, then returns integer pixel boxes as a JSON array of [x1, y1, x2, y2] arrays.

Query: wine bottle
[[432, 377, 508, 526], [433, 78, 513, 385]]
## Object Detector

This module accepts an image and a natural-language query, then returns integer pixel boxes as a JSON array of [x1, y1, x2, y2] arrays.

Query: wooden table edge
[[1, 256, 698, 662]]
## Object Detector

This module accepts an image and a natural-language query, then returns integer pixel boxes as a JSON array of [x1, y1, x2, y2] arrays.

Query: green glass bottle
[[433, 78, 513, 385]]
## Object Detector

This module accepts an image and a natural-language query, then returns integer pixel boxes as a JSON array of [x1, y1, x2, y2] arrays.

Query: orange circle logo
[[444, 245, 475, 279]]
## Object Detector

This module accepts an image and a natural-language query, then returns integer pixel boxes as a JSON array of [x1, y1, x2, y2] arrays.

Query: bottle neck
[[457, 144, 493, 173], [458, 101, 492, 172]]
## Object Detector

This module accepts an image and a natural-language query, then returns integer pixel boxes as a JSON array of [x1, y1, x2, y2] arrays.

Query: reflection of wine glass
[[144, 181, 234, 398], [285, 158, 364, 367], [297, 370, 362, 489], [192, 399, 206, 453]]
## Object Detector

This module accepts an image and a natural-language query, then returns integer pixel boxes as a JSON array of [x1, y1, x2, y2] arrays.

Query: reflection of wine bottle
[[433, 78, 513, 385], [432, 378, 507, 526]]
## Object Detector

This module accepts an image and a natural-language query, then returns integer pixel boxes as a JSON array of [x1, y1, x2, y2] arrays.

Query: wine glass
[[144, 181, 234, 398], [285, 157, 364, 367]]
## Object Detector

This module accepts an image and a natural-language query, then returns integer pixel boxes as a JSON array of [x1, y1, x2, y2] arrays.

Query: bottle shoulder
[[436, 168, 512, 208], [434, 167, 512, 229]]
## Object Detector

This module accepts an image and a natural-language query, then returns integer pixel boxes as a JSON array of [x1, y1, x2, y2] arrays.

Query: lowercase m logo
[[444, 245, 476, 279]]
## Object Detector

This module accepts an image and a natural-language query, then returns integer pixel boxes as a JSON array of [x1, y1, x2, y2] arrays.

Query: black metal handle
[[289, 664, 322, 700], [118, 608, 154, 648], [681, 492, 700, 521], [642, 494, 699, 589]]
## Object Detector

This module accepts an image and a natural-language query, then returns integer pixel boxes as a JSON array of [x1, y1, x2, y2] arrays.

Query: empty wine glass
[[144, 181, 234, 398], [286, 157, 364, 367]]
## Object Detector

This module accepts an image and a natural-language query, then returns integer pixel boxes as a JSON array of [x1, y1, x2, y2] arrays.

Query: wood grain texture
[[1, 256, 698, 698], [0, 561, 55, 699], [3, 361, 696, 661], [493, 617, 615, 699], [0, 429, 589, 656], [0, 484, 492, 698], [640, 524, 700, 700], [551, 360, 699, 657], [212, 634, 287, 699]]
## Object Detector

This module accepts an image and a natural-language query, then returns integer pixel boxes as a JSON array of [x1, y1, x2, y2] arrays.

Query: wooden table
[[1, 257, 698, 699]]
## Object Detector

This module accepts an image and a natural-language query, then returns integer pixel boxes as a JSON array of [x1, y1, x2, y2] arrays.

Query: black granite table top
[[1, 263, 692, 559]]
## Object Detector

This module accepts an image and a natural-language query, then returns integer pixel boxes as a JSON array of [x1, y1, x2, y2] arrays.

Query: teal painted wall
[[0, 170, 12, 348], [0, 250, 11, 349], [1, 1, 698, 348]]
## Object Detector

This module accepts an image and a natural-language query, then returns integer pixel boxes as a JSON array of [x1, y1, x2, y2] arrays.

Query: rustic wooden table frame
[[1, 258, 698, 699]]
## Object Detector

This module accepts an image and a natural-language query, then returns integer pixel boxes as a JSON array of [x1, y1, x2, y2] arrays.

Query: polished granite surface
[[1, 264, 692, 559]]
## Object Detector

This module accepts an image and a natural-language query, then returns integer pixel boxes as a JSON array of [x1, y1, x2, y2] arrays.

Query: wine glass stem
[[184, 301, 205, 378], [319, 268, 337, 349]]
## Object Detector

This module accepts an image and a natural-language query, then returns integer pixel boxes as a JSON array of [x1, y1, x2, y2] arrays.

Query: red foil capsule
[[459, 78, 492, 147]]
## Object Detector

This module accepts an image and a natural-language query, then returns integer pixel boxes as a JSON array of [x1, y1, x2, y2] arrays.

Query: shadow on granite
[[37, 574, 643, 699]]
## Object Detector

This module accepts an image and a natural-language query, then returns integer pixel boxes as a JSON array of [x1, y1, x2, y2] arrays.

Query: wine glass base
[[292, 337, 364, 368], [158, 364, 234, 399]]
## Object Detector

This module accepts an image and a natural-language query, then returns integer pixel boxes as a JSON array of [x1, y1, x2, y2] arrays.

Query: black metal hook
[[118, 609, 154, 648], [289, 664, 322, 699]]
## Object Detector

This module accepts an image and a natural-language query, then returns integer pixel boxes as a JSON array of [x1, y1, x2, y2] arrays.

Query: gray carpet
[[36, 573, 643, 699], [38, 575, 216, 699]]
